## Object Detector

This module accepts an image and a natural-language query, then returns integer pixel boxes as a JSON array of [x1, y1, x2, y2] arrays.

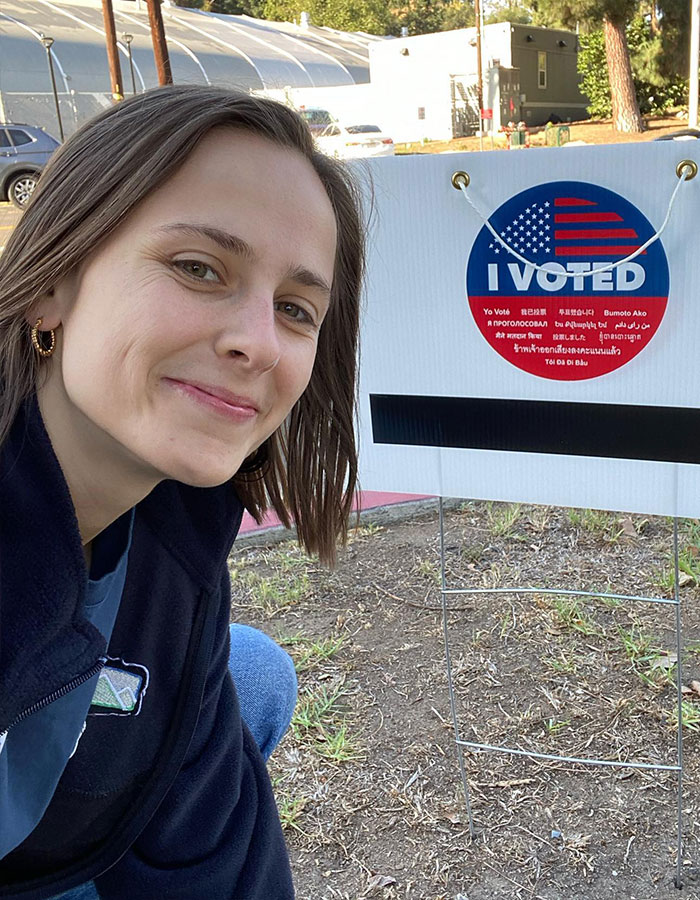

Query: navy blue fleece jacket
[[0, 395, 295, 899]]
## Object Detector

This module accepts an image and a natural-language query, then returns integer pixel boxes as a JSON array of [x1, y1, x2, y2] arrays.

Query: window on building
[[538, 51, 547, 89], [417, 107, 426, 120]]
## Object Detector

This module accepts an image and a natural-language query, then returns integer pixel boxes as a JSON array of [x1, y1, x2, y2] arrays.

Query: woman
[[0, 85, 363, 899]]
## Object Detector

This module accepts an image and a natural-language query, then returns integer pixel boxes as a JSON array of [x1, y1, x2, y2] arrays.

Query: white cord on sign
[[458, 169, 690, 280]]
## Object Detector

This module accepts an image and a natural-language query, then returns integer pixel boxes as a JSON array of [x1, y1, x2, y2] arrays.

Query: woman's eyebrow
[[156, 222, 332, 299], [285, 265, 332, 300], [155, 223, 256, 259]]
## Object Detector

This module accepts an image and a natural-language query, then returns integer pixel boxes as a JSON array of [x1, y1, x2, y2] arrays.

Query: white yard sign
[[357, 142, 700, 516]]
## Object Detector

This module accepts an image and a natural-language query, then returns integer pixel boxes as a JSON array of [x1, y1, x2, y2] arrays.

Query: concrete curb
[[233, 497, 464, 551]]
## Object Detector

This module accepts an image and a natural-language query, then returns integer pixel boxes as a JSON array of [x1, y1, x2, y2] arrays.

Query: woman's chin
[[159, 456, 247, 489]]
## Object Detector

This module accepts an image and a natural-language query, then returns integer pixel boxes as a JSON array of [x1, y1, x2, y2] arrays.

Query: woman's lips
[[165, 378, 258, 422]]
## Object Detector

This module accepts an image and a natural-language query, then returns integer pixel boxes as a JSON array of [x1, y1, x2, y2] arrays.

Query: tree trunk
[[650, 2, 660, 36], [604, 16, 644, 133]]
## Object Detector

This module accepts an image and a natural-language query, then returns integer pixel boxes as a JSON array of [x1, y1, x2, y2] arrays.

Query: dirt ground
[[395, 114, 693, 155], [229, 501, 700, 900]]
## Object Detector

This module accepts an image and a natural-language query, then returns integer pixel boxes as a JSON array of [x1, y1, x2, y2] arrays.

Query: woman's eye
[[275, 300, 314, 325], [174, 260, 220, 283]]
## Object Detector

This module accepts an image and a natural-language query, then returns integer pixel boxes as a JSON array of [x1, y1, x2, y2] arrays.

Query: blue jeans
[[227, 624, 297, 762], [49, 625, 297, 900]]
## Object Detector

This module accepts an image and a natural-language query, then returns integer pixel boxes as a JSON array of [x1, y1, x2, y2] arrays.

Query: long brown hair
[[0, 85, 364, 564]]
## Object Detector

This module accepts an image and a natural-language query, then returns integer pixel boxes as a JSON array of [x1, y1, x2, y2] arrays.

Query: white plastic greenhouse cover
[[0, 0, 383, 135]]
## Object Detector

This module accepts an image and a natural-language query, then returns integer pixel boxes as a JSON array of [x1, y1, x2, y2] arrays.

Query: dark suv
[[1, 124, 60, 209]]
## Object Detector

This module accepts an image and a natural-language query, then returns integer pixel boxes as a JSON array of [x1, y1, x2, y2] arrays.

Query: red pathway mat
[[239, 491, 431, 535]]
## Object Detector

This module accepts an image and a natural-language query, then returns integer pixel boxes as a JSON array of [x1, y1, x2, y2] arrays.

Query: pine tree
[[535, 0, 644, 132]]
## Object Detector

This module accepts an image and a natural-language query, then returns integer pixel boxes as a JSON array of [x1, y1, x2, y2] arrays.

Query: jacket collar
[[0, 393, 243, 730]]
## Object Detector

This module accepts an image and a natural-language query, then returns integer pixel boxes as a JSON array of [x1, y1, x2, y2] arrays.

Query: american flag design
[[490, 195, 646, 260], [466, 181, 669, 382]]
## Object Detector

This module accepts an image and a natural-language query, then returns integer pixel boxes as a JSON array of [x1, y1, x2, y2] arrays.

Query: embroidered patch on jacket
[[89, 656, 150, 717]]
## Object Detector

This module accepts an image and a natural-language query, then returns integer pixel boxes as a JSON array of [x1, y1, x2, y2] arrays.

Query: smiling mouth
[[164, 378, 259, 421]]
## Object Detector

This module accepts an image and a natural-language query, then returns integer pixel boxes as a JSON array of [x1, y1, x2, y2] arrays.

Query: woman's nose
[[215, 294, 281, 373]]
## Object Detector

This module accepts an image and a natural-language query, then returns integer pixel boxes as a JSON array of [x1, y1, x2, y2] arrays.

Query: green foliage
[[484, 0, 534, 24], [178, 0, 481, 35], [441, 0, 476, 30], [577, 30, 609, 117], [533, 0, 637, 29], [627, 15, 687, 112], [262, 0, 392, 32], [390, 0, 450, 35], [174, 0, 267, 14], [654, 0, 689, 80], [578, 16, 687, 118]]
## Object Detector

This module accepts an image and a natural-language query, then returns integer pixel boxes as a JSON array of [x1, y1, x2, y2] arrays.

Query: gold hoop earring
[[30, 317, 56, 358]]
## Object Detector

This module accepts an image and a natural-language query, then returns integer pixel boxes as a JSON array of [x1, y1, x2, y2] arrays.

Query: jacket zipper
[[5, 591, 216, 897], [1, 657, 107, 736]]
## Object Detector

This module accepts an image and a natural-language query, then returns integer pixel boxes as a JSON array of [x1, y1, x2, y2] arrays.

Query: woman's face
[[38, 128, 337, 488]]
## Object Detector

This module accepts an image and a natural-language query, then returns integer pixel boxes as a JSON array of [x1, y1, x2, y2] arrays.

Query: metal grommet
[[676, 159, 698, 180], [451, 171, 470, 190]]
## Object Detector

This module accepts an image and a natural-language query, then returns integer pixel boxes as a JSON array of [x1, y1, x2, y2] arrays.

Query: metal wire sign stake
[[437, 162, 696, 890], [439, 499, 685, 887], [358, 144, 700, 888]]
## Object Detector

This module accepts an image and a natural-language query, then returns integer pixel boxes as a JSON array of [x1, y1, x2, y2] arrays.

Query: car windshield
[[345, 125, 382, 134], [300, 109, 333, 126]]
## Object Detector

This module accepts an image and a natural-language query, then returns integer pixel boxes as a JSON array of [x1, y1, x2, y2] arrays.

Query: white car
[[315, 122, 395, 159]]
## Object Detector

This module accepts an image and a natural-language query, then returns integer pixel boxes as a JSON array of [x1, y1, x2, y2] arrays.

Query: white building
[[266, 22, 588, 144], [369, 22, 588, 143]]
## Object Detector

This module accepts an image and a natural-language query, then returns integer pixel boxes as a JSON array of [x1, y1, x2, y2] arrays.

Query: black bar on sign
[[369, 394, 700, 464]]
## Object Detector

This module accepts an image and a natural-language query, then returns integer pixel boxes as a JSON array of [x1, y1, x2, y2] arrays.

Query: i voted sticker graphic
[[466, 181, 670, 380]]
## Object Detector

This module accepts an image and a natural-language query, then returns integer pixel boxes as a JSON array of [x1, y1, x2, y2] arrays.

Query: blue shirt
[[0, 509, 134, 860]]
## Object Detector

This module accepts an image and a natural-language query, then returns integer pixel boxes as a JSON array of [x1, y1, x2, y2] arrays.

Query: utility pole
[[146, 0, 173, 85], [474, 0, 484, 149], [101, 0, 124, 101], [690, 0, 700, 127]]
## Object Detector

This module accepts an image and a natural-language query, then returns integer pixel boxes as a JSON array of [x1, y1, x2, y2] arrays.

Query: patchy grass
[[550, 596, 599, 636], [292, 682, 349, 737], [229, 502, 700, 899], [486, 501, 522, 538], [545, 717, 572, 736], [617, 625, 677, 689], [280, 633, 346, 673], [240, 570, 310, 616], [314, 723, 364, 763], [229, 541, 313, 616], [276, 790, 308, 834], [567, 508, 623, 543], [542, 651, 579, 675], [669, 700, 700, 733], [413, 557, 441, 585]]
